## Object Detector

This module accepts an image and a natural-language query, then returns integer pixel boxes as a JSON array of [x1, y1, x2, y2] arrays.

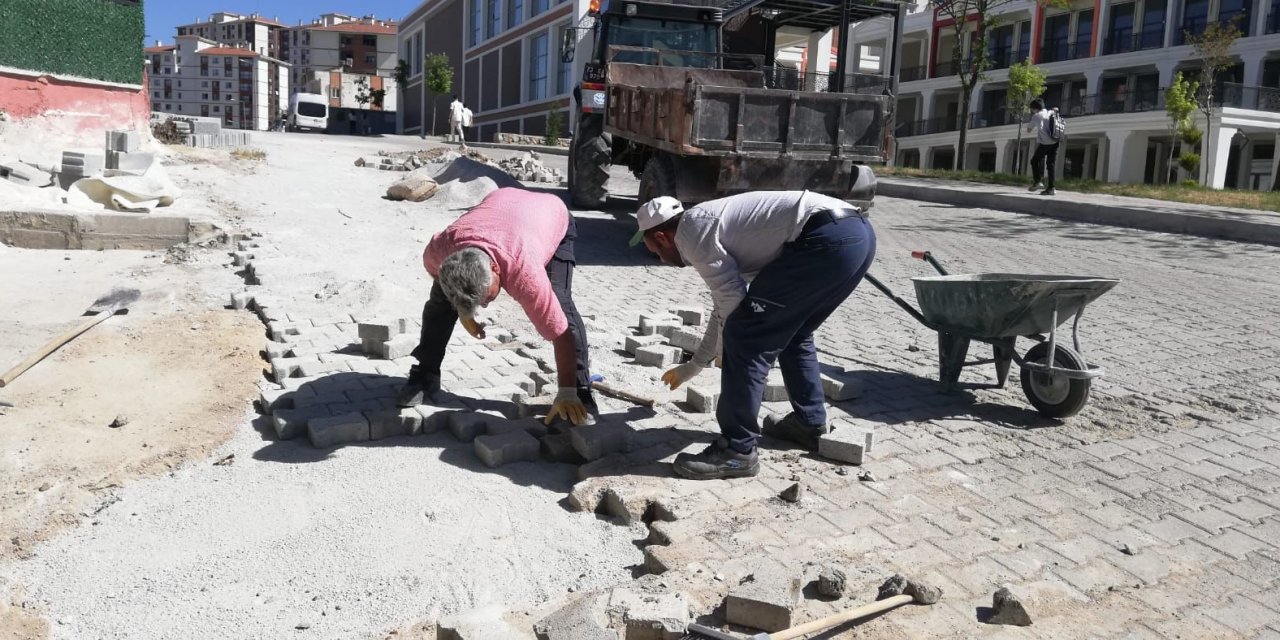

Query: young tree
[[424, 53, 454, 137], [1006, 59, 1046, 174], [932, 0, 1064, 170], [354, 76, 373, 109], [1186, 20, 1242, 185], [1164, 72, 1198, 183]]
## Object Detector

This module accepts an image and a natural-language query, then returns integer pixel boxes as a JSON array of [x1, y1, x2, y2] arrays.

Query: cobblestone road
[[557, 194, 1280, 638]]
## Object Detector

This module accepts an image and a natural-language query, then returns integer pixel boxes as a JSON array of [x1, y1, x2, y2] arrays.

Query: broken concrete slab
[[475, 429, 541, 468], [607, 588, 690, 640], [725, 567, 801, 632], [986, 586, 1032, 626], [533, 593, 617, 640]]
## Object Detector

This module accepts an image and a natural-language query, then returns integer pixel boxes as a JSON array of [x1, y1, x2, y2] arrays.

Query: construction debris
[[817, 566, 847, 598], [725, 567, 801, 632], [986, 586, 1033, 626], [779, 482, 804, 503], [496, 151, 564, 184]]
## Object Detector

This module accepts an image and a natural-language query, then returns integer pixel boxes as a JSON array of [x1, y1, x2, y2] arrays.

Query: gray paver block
[[763, 370, 789, 402], [517, 394, 555, 418], [625, 334, 667, 355], [366, 407, 423, 440], [821, 372, 860, 401], [295, 359, 345, 378], [449, 411, 498, 441], [474, 429, 541, 467], [686, 385, 719, 413], [533, 592, 617, 640], [259, 387, 291, 412], [636, 345, 682, 368], [383, 334, 417, 360], [308, 412, 370, 448], [571, 422, 637, 461], [819, 424, 873, 464], [357, 318, 407, 342], [272, 406, 331, 440], [606, 588, 690, 640], [540, 433, 586, 464], [655, 323, 682, 339], [230, 291, 254, 310], [414, 404, 459, 434], [725, 566, 801, 632], [638, 314, 680, 335], [487, 417, 550, 439], [671, 306, 705, 326], [668, 328, 701, 353]]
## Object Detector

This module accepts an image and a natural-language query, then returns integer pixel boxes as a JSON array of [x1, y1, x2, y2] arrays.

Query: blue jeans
[[717, 213, 877, 453]]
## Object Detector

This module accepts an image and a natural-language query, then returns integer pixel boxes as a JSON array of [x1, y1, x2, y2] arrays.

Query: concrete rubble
[[986, 586, 1033, 626], [496, 151, 564, 184]]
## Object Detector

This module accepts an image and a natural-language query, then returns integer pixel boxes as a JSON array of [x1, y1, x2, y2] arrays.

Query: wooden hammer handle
[[0, 313, 113, 388], [772, 594, 914, 640], [591, 380, 656, 407]]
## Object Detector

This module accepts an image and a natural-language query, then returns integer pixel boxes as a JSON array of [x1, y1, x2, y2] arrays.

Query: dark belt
[[802, 208, 864, 234]]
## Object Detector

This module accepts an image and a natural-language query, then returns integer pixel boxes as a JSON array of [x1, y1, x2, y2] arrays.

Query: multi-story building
[[144, 36, 290, 131], [397, 0, 581, 141], [847, 0, 1280, 190], [284, 14, 399, 133], [175, 12, 287, 58]]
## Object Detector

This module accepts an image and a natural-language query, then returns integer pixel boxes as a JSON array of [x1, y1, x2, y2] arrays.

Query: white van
[[289, 93, 328, 132]]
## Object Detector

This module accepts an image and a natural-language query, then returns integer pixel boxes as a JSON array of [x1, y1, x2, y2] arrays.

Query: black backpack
[[1047, 111, 1066, 141]]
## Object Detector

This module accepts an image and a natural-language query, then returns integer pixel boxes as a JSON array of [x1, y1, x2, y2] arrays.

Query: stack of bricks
[[358, 318, 420, 360], [628, 307, 708, 371], [104, 129, 154, 173]]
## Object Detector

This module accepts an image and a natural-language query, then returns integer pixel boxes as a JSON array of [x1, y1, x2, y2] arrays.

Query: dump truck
[[563, 0, 904, 208]]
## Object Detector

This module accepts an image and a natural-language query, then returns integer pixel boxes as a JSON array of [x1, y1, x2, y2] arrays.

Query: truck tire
[[638, 153, 677, 203], [569, 114, 610, 208]]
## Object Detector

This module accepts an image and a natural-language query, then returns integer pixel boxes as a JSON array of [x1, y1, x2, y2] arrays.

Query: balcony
[[969, 109, 1019, 129], [1057, 87, 1165, 117], [1219, 83, 1280, 112], [933, 61, 958, 77], [1102, 30, 1164, 54], [901, 65, 928, 82], [1039, 39, 1093, 63], [988, 47, 1031, 70], [896, 116, 961, 137]]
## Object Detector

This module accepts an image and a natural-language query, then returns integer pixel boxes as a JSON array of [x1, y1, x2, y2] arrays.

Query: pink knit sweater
[[423, 188, 570, 340]]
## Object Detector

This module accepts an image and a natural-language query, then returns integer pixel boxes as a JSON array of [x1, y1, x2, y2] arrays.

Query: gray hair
[[438, 247, 492, 319]]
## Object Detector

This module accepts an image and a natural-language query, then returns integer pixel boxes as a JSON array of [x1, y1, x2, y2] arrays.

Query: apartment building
[[397, 0, 580, 140], [175, 12, 287, 58], [144, 36, 290, 131], [284, 14, 399, 133], [847, 0, 1280, 189]]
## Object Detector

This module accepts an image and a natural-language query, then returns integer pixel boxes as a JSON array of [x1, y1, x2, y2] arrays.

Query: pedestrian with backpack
[[1026, 99, 1062, 196]]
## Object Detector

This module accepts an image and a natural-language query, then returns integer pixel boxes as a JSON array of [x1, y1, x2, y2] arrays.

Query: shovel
[[0, 288, 141, 388]]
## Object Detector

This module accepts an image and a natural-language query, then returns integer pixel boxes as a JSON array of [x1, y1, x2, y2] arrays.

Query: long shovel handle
[[0, 313, 113, 388], [772, 594, 914, 640]]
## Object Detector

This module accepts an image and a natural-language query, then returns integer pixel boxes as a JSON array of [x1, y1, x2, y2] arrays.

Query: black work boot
[[762, 412, 830, 451], [672, 439, 759, 480], [395, 366, 441, 407]]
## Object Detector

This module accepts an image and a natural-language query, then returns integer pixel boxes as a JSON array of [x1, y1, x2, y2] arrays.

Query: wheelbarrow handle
[[910, 250, 949, 276]]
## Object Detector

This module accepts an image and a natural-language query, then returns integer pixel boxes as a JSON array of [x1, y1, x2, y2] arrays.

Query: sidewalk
[[879, 176, 1280, 246]]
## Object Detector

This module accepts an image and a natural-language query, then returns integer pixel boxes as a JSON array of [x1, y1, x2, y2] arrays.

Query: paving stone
[[686, 385, 719, 413], [414, 404, 460, 434], [671, 306, 705, 326], [533, 592, 617, 640], [474, 430, 541, 467], [821, 372, 861, 401], [308, 412, 370, 448], [625, 334, 667, 355], [516, 394, 556, 418], [668, 328, 702, 353], [295, 359, 346, 378], [570, 422, 637, 461], [448, 411, 498, 442], [818, 424, 874, 465], [272, 406, 331, 440], [486, 417, 550, 439], [635, 345, 682, 368], [437, 606, 528, 639], [540, 433, 587, 464], [725, 565, 801, 632], [603, 484, 656, 524], [762, 370, 789, 402], [357, 319, 407, 342], [259, 387, 292, 412], [606, 588, 689, 640], [382, 334, 417, 360], [365, 407, 423, 440], [638, 314, 681, 336]]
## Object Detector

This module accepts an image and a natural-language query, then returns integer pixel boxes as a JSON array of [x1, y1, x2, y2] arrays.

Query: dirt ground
[[0, 243, 264, 637]]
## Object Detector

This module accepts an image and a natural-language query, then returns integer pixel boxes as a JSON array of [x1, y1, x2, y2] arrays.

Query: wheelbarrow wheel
[[1020, 342, 1091, 418]]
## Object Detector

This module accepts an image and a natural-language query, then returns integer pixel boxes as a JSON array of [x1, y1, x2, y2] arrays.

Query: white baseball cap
[[630, 196, 684, 246]]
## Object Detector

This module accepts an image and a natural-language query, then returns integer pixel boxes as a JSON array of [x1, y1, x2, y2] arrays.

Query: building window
[[412, 32, 424, 75], [1075, 10, 1094, 56], [202, 81, 208, 87], [366, 54, 377, 65], [153, 91, 160, 98], [471, 0, 484, 45], [556, 23, 573, 93], [508, 0, 524, 27], [1017, 21, 1031, 60], [214, 106, 220, 112], [178, 105, 183, 111], [488, 0, 502, 37], [1179, 0, 1209, 43], [363, 35, 377, 46], [528, 32, 549, 100], [165, 103, 171, 110], [225, 82, 232, 88], [1107, 3, 1135, 53], [531, 0, 549, 17], [203, 93, 209, 99], [1218, 0, 1248, 32]]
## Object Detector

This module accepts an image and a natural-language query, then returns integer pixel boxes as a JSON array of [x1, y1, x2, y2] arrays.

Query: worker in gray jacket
[[632, 190, 876, 480]]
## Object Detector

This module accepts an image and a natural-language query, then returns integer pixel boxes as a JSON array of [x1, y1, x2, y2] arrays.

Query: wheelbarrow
[[864, 251, 1119, 418]]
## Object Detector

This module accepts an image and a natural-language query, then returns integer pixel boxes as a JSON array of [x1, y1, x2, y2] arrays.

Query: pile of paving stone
[[495, 151, 563, 184]]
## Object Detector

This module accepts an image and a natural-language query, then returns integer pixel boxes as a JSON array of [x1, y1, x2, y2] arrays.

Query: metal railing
[[1039, 39, 1093, 63], [987, 47, 1031, 69], [897, 116, 962, 137], [901, 65, 928, 82], [969, 109, 1020, 129], [760, 67, 892, 94], [933, 61, 958, 77], [1102, 30, 1163, 54], [1219, 83, 1280, 112], [897, 88, 1171, 138]]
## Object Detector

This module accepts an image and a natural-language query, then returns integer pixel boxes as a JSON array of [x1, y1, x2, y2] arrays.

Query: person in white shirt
[[448, 95, 467, 147], [1025, 98, 1058, 196], [631, 189, 877, 480]]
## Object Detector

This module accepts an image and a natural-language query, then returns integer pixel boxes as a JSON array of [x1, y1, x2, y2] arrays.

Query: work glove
[[545, 387, 591, 426], [460, 316, 486, 340], [661, 362, 705, 390]]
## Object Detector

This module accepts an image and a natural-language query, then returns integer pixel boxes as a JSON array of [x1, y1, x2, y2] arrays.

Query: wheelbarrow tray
[[911, 274, 1119, 339]]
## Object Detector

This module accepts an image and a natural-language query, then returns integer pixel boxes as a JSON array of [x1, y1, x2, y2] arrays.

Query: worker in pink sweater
[[397, 187, 597, 426]]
